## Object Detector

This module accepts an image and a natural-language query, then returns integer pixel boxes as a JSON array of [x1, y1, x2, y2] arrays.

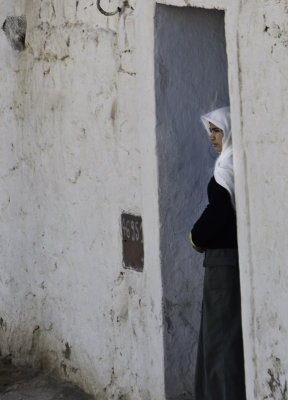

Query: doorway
[[154, 5, 229, 399]]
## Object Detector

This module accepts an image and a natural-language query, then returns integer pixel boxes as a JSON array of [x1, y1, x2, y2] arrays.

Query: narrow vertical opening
[[154, 5, 230, 399]]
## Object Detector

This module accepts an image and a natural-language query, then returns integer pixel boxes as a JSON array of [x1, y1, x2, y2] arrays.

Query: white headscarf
[[201, 106, 235, 208]]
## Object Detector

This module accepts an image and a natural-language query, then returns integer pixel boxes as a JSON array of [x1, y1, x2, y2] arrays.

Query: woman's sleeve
[[191, 183, 234, 249]]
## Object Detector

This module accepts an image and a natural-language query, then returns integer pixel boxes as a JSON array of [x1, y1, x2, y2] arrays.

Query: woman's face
[[209, 122, 224, 152]]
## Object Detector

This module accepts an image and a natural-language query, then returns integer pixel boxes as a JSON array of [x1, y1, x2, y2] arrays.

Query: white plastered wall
[[234, 1, 288, 399], [1, 0, 288, 399], [0, 1, 165, 399]]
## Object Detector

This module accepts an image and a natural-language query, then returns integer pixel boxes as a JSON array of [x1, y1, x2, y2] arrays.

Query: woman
[[190, 106, 246, 400]]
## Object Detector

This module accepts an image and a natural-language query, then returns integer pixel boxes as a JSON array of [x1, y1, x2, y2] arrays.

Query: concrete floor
[[0, 360, 95, 400]]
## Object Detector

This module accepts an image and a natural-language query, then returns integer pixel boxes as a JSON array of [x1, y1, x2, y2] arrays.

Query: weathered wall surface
[[0, 1, 165, 399], [1, 0, 288, 399], [235, 1, 288, 399]]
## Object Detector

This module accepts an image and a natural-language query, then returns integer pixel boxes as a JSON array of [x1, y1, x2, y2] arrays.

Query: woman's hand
[[190, 233, 205, 253], [192, 243, 205, 253]]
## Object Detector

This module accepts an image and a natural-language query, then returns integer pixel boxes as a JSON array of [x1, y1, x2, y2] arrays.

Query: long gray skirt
[[195, 249, 246, 400]]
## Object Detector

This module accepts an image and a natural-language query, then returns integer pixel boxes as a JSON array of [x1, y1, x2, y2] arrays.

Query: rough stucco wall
[[2, 0, 288, 399], [155, 6, 229, 399], [0, 1, 165, 399], [236, 1, 288, 399]]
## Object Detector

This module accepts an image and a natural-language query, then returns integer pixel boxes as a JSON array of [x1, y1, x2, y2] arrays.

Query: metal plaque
[[121, 213, 144, 272]]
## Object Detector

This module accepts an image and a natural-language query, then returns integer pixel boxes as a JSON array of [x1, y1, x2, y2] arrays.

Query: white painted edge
[[226, 3, 257, 399]]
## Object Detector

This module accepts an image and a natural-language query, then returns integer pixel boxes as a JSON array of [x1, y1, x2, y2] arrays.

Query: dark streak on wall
[[2, 15, 27, 51]]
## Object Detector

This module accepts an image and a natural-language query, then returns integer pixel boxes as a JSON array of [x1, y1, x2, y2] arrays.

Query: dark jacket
[[191, 176, 237, 249]]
